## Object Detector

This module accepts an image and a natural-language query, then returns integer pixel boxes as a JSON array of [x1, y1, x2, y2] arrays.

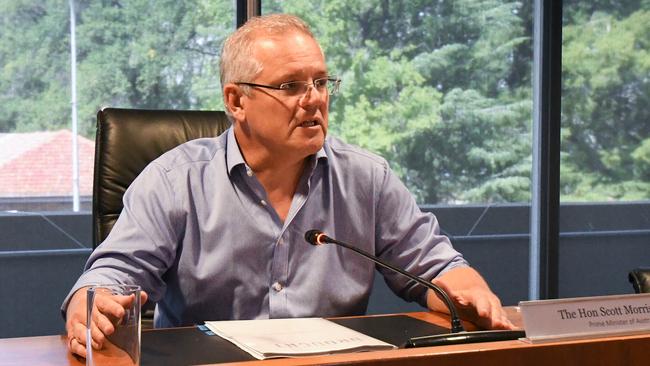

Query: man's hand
[[65, 287, 148, 358], [427, 267, 515, 330]]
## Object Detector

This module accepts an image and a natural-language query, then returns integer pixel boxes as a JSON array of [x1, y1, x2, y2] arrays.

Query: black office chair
[[93, 108, 230, 327], [93, 107, 230, 247], [628, 267, 650, 294]]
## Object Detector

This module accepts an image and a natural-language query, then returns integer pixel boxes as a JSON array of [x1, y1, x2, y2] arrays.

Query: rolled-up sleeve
[[374, 161, 468, 307], [61, 162, 181, 315]]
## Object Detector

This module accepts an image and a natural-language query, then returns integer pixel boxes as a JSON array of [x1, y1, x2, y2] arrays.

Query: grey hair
[[219, 14, 318, 90]]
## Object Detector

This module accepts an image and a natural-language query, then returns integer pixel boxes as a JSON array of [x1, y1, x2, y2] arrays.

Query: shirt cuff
[[416, 258, 469, 308]]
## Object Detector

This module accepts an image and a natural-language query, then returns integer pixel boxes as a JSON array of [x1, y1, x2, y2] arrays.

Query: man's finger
[[474, 295, 494, 322], [68, 336, 87, 358], [92, 305, 117, 336], [72, 320, 103, 350], [496, 308, 516, 329], [113, 293, 138, 309], [89, 319, 107, 349], [95, 293, 127, 319]]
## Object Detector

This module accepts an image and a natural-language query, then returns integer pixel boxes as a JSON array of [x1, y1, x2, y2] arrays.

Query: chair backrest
[[628, 267, 650, 293], [93, 108, 230, 248]]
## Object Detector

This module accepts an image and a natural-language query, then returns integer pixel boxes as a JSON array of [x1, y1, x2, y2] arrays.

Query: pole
[[530, 0, 562, 300], [69, 0, 80, 211]]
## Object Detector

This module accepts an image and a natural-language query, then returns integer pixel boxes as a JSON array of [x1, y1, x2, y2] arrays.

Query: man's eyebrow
[[273, 70, 329, 82]]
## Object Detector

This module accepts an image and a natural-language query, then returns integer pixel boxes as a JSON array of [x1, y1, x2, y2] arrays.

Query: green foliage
[[0, 0, 71, 131], [562, 8, 650, 200], [0, 0, 231, 136], [632, 138, 650, 181], [275, 0, 532, 203], [274, 0, 649, 203], [1, 0, 648, 203]]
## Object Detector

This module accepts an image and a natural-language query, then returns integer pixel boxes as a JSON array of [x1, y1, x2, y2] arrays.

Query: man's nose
[[298, 84, 325, 108]]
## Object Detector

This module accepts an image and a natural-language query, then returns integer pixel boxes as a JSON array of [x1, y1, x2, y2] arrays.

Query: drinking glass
[[86, 284, 141, 366]]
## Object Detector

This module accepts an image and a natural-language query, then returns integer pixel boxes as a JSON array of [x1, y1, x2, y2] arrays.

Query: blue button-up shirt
[[63, 128, 467, 327]]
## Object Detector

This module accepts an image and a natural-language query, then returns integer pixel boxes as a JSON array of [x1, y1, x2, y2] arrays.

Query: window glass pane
[[0, 0, 233, 212], [559, 1, 650, 298], [263, 1, 534, 308], [264, 1, 534, 205], [561, 1, 650, 202]]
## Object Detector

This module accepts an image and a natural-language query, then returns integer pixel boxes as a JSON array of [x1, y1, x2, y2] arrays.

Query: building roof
[[0, 130, 94, 197]]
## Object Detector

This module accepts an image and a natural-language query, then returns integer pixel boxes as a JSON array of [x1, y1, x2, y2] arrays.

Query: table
[[1, 309, 649, 366]]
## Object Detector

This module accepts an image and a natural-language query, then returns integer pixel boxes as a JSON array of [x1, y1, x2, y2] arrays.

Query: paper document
[[204, 317, 396, 359]]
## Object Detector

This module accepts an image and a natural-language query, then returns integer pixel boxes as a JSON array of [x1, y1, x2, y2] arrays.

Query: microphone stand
[[305, 230, 525, 347]]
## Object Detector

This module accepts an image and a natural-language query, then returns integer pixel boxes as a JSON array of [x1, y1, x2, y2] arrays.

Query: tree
[[75, 0, 231, 136], [274, 0, 532, 203], [1, 0, 647, 203], [0, 0, 71, 132], [0, 0, 232, 136], [561, 9, 650, 200]]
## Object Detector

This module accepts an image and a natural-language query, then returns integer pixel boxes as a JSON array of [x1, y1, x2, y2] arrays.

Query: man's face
[[234, 31, 329, 163]]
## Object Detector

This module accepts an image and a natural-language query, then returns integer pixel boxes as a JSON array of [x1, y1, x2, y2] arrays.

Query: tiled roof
[[0, 130, 94, 197]]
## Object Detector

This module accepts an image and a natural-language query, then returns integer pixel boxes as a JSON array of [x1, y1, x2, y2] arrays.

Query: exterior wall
[[0, 212, 92, 338], [1, 249, 90, 338]]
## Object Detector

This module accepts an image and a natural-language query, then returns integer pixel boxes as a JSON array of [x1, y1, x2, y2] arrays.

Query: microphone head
[[305, 230, 324, 245]]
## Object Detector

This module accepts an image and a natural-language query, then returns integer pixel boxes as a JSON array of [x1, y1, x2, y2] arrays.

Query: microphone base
[[405, 329, 526, 348]]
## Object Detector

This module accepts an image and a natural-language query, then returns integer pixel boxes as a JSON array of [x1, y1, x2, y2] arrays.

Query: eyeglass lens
[[283, 79, 339, 96]]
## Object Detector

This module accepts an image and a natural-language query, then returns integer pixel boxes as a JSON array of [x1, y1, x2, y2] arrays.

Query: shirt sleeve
[[61, 161, 182, 316], [374, 161, 469, 307]]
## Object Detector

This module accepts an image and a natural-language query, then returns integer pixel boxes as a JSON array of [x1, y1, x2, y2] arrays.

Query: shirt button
[[260, 199, 267, 206], [272, 282, 283, 292], [246, 168, 253, 177]]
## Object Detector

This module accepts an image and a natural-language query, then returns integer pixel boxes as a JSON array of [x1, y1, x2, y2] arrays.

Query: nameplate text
[[519, 293, 650, 343]]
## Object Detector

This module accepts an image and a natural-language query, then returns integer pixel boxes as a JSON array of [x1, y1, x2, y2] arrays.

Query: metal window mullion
[[530, 0, 562, 300], [236, 0, 261, 28]]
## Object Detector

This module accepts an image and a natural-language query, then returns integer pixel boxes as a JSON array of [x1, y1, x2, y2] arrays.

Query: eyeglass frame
[[234, 76, 341, 97]]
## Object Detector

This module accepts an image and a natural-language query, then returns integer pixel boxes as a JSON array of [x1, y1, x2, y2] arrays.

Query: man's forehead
[[254, 36, 282, 52], [250, 31, 326, 77], [252, 31, 318, 52]]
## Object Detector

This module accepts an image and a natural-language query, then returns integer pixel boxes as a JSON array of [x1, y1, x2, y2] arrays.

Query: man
[[63, 14, 513, 358]]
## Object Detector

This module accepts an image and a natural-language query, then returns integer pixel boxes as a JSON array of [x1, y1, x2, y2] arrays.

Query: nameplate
[[519, 293, 650, 343]]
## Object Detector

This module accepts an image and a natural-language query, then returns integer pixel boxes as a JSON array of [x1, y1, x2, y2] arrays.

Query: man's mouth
[[300, 120, 319, 127]]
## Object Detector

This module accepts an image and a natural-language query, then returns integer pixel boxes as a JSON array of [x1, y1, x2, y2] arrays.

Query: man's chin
[[302, 135, 325, 156], [288, 127, 325, 155], [306, 139, 325, 155]]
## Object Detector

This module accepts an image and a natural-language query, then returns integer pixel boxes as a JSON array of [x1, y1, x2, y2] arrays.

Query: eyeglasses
[[235, 77, 341, 97]]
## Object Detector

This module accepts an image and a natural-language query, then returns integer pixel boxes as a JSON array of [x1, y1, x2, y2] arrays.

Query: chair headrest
[[93, 108, 230, 247]]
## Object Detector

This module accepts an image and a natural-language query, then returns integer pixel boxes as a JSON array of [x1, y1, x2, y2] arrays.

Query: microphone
[[305, 229, 525, 347], [305, 230, 464, 332]]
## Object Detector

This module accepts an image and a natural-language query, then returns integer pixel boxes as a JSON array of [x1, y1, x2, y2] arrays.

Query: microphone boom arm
[[308, 230, 465, 333], [305, 229, 527, 347]]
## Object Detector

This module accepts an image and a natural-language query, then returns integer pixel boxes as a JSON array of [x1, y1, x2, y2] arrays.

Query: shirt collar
[[226, 127, 247, 175]]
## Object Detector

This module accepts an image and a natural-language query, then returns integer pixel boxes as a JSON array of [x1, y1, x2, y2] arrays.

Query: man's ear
[[223, 84, 246, 122]]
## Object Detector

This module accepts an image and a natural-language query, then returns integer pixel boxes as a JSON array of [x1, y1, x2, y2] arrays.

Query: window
[[263, 1, 535, 307], [0, 0, 237, 338], [264, 1, 534, 205], [561, 1, 649, 202], [559, 1, 650, 298], [0, 0, 233, 212]]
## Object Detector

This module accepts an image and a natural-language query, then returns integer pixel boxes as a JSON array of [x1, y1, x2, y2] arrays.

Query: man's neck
[[256, 157, 306, 190], [254, 158, 307, 222], [234, 129, 310, 221]]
